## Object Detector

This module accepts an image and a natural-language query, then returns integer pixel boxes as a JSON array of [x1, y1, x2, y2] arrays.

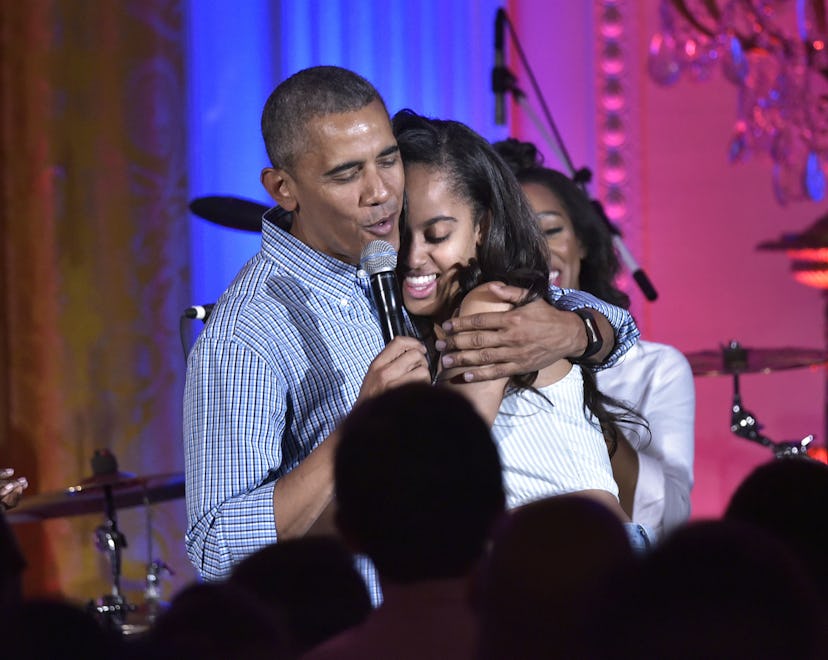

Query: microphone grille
[[360, 239, 398, 275]]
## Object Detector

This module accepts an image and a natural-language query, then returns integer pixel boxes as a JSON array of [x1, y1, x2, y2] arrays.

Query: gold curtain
[[0, 0, 195, 602]]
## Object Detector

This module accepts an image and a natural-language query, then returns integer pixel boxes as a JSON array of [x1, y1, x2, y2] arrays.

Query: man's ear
[[261, 167, 298, 212]]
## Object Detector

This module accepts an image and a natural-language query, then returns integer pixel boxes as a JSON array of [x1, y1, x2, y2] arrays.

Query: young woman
[[493, 138, 694, 540], [393, 110, 645, 523]]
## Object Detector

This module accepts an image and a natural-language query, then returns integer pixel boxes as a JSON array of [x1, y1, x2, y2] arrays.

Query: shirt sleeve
[[183, 336, 285, 581], [548, 285, 640, 369], [632, 347, 696, 537]]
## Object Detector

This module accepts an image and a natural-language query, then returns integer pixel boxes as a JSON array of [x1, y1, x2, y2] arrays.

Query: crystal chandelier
[[648, 0, 828, 204]]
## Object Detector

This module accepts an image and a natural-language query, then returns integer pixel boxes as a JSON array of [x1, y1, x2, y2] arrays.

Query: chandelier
[[648, 0, 828, 204]]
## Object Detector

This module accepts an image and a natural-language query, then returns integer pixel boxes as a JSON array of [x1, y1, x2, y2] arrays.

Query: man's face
[[264, 99, 404, 265]]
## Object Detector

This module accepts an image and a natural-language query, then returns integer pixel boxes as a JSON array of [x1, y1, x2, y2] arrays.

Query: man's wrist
[[570, 308, 603, 363]]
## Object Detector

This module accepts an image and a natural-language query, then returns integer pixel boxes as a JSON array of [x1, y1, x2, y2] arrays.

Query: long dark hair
[[493, 138, 630, 309], [393, 109, 548, 391], [393, 110, 642, 454]]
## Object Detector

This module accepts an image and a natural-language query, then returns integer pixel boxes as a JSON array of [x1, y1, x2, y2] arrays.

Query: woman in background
[[494, 138, 694, 540]]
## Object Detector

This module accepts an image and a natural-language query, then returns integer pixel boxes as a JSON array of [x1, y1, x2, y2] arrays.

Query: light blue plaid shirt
[[183, 209, 639, 602]]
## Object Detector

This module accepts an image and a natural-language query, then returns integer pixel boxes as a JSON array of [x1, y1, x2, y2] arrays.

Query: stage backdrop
[[2, 0, 824, 604], [1, 0, 191, 603]]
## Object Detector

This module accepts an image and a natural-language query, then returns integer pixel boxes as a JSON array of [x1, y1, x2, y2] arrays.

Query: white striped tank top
[[491, 364, 619, 510]]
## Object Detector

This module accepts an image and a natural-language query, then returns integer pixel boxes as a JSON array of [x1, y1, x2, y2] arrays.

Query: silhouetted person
[[2, 597, 124, 658], [725, 456, 828, 601], [305, 383, 506, 660], [230, 536, 371, 655], [585, 519, 826, 659], [473, 494, 635, 659], [142, 581, 291, 659]]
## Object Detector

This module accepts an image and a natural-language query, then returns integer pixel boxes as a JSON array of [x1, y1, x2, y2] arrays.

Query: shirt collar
[[260, 207, 369, 298]]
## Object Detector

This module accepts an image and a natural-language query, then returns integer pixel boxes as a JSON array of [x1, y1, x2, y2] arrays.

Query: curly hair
[[493, 138, 630, 309]]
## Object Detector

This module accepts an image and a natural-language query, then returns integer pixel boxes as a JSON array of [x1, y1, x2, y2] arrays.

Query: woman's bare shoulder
[[457, 281, 513, 316]]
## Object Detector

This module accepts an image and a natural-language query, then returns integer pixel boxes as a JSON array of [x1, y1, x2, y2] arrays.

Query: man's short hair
[[334, 383, 505, 584], [261, 65, 386, 171]]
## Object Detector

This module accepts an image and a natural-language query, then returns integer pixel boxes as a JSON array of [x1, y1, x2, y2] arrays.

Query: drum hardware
[[730, 370, 815, 459], [685, 341, 828, 378], [189, 195, 268, 232], [707, 340, 818, 458], [7, 449, 183, 634]]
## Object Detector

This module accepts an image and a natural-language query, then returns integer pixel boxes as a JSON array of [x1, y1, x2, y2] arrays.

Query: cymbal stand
[[730, 372, 814, 458], [142, 488, 173, 624], [91, 483, 133, 630]]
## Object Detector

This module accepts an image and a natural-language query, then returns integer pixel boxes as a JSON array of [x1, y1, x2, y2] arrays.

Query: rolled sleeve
[[548, 286, 640, 369], [184, 336, 284, 581]]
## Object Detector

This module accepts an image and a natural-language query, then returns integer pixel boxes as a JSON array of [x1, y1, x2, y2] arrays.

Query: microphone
[[360, 240, 406, 344], [184, 303, 215, 321], [493, 8, 507, 125]]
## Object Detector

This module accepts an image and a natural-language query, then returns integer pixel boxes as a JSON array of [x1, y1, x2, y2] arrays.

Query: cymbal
[[686, 344, 828, 377], [756, 211, 828, 250], [5, 472, 185, 524], [189, 195, 268, 232]]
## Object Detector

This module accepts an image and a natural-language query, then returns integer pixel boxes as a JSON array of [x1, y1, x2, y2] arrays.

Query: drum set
[[6, 449, 183, 634], [684, 340, 826, 460]]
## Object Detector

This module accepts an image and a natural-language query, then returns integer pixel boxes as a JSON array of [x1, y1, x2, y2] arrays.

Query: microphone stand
[[494, 8, 658, 301]]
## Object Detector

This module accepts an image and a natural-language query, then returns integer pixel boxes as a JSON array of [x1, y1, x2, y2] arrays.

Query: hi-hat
[[686, 343, 828, 377], [6, 472, 185, 524], [189, 195, 269, 232]]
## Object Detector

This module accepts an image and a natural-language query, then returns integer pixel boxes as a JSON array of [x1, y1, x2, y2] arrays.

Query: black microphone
[[360, 240, 406, 345], [493, 8, 507, 125]]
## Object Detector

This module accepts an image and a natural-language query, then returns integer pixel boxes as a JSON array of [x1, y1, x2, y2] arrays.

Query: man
[[304, 383, 505, 659], [183, 66, 638, 598]]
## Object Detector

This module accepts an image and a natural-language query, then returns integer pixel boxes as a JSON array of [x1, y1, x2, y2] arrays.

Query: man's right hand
[[356, 336, 431, 405]]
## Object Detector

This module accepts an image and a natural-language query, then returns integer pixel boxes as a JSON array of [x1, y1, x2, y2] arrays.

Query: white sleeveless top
[[491, 364, 619, 510]]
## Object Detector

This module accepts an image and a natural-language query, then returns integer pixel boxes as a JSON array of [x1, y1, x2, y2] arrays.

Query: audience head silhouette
[[474, 494, 634, 659], [585, 519, 826, 659], [229, 536, 371, 655], [725, 456, 828, 600], [334, 382, 505, 584]]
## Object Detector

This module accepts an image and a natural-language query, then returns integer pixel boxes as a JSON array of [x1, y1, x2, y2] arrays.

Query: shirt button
[[340, 298, 350, 307]]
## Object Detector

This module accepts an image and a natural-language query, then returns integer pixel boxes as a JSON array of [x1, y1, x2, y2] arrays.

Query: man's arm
[[184, 337, 284, 581], [186, 333, 432, 580], [273, 335, 432, 539], [436, 282, 639, 383]]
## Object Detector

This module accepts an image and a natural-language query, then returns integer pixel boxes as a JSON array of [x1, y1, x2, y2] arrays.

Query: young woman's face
[[521, 181, 585, 289], [400, 164, 481, 321]]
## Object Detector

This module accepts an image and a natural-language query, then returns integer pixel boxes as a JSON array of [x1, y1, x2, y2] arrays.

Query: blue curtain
[[185, 0, 506, 306]]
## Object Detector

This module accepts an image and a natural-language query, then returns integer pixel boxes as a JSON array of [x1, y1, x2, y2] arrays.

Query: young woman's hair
[[393, 110, 646, 454], [393, 109, 550, 315], [493, 138, 630, 309]]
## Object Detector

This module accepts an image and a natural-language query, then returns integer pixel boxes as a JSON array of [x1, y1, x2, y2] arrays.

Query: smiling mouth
[[403, 273, 438, 300]]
